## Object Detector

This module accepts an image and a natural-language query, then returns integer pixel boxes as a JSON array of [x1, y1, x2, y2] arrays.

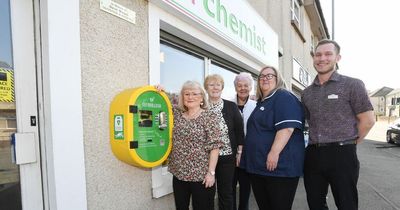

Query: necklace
[[183, 108, 202, 119]]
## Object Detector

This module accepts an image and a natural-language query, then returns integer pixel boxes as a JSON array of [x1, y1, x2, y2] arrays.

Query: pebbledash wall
[[79, 0, 329, 209]]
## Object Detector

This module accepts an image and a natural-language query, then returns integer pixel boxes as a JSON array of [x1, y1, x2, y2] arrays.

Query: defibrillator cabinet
[[110, 86, 173, 168]]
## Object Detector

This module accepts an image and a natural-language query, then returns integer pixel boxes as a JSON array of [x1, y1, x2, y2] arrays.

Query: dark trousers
[[216, 155, 236, 210], [232, 167, 251, 210], [304, 144, 359, 210], [173, 176, 216, 210], [250, 174, 299, 210]]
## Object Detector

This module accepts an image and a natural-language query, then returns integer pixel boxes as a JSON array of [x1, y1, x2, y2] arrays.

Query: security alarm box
[[110, 86, 173, 168]]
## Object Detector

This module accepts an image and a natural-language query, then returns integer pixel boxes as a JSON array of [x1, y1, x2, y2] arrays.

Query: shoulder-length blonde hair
[[204, 74, 225, 90], [255, 66, 286, 101], [177, 80, 209, 111]]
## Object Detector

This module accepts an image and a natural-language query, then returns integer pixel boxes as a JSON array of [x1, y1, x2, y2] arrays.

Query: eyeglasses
[[183, 92, 202, 97], [258, 74, 276, 80]]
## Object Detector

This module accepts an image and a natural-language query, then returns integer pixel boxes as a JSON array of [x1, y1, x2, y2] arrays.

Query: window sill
[[291, 20, 306, 43]]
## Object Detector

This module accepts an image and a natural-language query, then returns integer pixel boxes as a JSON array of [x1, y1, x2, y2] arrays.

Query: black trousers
[[250, 174, 299, 210], [232, 167, 251, 210], [172, 176, 216, 210], [216, 155, 236, 210], [304, 144, 359, 210]]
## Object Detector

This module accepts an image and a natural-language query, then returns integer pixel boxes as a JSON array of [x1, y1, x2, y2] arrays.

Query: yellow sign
[[0, 68, 14, 102]]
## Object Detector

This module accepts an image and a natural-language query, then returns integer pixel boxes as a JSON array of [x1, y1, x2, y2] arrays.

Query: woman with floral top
[[204, 74, 244, 210], [161, 81, 223, 210]]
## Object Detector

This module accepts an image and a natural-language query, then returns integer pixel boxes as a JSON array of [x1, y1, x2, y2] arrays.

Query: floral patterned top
[[168, 107, 223, 182], [209, 100, 233, 156]]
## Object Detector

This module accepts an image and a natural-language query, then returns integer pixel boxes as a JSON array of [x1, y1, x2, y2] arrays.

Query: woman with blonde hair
[[158, 81, 223, 210], [204, 74, 244, 210]]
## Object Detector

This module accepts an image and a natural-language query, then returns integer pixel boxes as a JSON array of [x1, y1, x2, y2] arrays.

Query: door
[[0, 0, 43, 209]]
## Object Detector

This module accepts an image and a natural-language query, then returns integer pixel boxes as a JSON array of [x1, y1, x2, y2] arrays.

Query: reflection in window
[[0, 0, 13, 69], [209, 62, 238, 100], [160, 41, 204, 101]]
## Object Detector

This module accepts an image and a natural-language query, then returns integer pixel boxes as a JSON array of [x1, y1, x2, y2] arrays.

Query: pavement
[[365, 117, 391, 142], [246, 117, 397, 210]]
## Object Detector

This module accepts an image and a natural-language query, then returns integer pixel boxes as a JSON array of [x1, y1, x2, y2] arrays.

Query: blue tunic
[[241, 89, 305, 177]]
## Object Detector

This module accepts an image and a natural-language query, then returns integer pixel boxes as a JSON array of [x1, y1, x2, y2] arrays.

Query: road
[[248, 119, 400, 210], [288, 140, 400, 210]]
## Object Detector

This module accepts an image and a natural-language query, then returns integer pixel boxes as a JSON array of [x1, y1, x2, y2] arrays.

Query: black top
[[222, 99, 244, 155]]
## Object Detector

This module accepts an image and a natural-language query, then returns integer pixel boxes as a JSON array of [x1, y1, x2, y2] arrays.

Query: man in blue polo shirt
[[301, 39, 375, 210]]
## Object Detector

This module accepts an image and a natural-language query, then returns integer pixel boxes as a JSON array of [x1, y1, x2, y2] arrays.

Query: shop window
[[0, 0, 13, 69], [160, 41, 205, 96], [209, 62, 238, 100], [154, 37, 252, 198]]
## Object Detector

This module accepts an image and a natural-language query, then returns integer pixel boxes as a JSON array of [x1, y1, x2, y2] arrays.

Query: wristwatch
[[208, 171, 215, 176]]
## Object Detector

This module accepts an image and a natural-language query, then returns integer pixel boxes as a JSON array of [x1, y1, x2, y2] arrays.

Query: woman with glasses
[[204, 74, 244, 210], [158, 81, 223, 210], [240, 66, 305, 210]]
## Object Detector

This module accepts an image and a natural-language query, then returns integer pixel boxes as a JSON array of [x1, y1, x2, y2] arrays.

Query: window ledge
[[291, 20, 306, 43]]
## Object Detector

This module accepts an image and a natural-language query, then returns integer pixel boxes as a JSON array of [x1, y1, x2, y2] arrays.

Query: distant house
[[386, 89, 400, 117], [369, 86, 394, 116], [0, 61, 12, 69]]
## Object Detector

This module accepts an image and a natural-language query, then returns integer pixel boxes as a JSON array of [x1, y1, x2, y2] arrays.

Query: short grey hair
[[234, 72, 254, 88]]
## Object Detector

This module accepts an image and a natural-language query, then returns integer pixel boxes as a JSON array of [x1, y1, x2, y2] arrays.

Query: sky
[[320, 0, 400, 91]]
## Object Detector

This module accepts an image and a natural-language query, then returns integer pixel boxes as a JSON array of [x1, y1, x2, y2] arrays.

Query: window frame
[[290, 0, 305, 42]]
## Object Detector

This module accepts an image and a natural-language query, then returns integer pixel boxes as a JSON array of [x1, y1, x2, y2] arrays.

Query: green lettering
[[262, 37, 266, 54], [200, 0, 268, 56], [253, 25, 256, 48], [229, 14, 238, 34], [203, 0, 215, 18], [256, 36, 261, 51], [216, 0, 227, 27], [239, 21, 247, 41], [239, 20, 252, 44]]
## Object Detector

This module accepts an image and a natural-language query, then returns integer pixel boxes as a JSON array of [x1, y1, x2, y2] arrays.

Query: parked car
[[386, 118, 400, 144]]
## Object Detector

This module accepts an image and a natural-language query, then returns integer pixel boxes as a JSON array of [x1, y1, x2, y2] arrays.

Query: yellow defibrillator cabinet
[[109, 86, 173, 168]]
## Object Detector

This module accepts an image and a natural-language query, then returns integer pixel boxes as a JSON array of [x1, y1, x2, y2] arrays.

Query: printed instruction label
[[114, 115, 124, 139]]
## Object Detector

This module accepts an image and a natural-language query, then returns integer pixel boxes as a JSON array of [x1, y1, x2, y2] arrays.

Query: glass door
[[0, 0, 43, 209], [0, 0, 20, 208]]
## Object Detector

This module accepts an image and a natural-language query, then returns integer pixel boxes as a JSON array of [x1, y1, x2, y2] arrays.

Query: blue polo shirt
[[241, 88, 305, 177]]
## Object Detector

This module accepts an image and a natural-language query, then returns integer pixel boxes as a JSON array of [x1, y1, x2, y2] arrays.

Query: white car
[[386, 118, 400, 144]]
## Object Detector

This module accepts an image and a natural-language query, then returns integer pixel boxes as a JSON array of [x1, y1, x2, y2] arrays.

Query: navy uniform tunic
[[241, 88, 305, 177]]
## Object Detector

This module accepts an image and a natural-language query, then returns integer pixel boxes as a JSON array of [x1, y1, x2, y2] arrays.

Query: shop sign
[[153, 0, 278, 67], [0, 68, 14, 102], [292, 59, 311, 87]]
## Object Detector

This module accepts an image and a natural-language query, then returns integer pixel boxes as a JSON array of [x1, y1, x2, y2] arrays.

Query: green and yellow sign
[[0, 68, 14, 102], [110, 86, 173, 168]]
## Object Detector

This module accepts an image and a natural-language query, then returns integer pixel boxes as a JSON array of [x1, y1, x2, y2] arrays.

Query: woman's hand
[[202, 173, 215, 188], [154, 84, 165, 92], [236, 152, 241, 167], [266, 151, 279, 171]]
